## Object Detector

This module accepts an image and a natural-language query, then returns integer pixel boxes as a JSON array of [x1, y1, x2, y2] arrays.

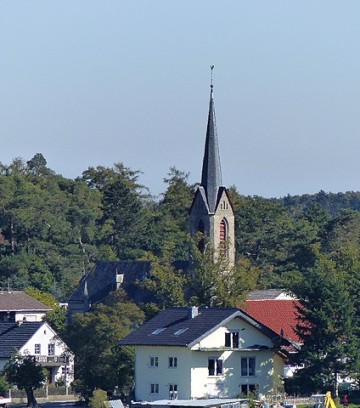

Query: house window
[[240, 384, 258, 396], [48, 343, 55, 356], [150, 356, 159, 367], [34, 344, 41, 355], [208, 358, 223, 376], [169, 384, 178, 400], [241, 357, 255, 376], [150, 384, 159, 394], [169, 357, 178, 368], [225, 331, 239, 348]]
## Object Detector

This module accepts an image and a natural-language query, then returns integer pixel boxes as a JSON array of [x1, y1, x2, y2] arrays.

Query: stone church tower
[[189, 77, 235, 267]]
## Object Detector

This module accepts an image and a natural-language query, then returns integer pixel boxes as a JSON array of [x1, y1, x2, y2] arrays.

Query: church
[[67, 75, 236, 315], [189, 77, 235, 268]]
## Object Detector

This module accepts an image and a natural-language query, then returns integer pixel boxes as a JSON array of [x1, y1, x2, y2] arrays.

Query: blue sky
[[1, 1, 360, 199]]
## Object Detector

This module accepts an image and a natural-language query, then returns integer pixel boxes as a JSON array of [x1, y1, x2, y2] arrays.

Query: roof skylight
[[151, 328, 166, 335], [174, 328, 188, 336]]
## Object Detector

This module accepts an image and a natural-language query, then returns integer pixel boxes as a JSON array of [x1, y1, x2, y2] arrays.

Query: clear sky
[[1, 1, 360, 199]]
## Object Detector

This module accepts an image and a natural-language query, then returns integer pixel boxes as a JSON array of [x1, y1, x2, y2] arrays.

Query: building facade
[[119, 307, 290, 401]]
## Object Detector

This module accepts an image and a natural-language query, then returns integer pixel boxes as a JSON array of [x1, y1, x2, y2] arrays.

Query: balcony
[[34, 355, 67, 366]]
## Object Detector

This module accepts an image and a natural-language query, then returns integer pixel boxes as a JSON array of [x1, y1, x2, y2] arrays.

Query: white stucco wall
[[21, 322, 74, 385], [0, 322, 74, 386], [15, 311, 46, 322]]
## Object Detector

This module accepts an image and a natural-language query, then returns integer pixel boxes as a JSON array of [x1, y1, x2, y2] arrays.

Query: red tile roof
[[241, 299, 302, 344]]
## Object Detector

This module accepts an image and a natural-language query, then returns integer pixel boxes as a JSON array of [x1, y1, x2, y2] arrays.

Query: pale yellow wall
[[192, 319, 273, 350], [190, 349, 280, 399], [135, 346, 192, 401]]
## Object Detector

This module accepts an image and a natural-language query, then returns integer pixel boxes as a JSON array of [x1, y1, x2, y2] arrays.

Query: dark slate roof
[[247, 289, 291, 300], [68, 260, 152, 305], [0, 321, 43, 358], [119, 307, 238, 347], [119, 307, 286, 348], [200, 86, 223, 213], [0, 291, 52, 312]]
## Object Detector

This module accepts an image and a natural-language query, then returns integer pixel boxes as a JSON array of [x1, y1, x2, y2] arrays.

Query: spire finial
[[210, 65, 214, 90]]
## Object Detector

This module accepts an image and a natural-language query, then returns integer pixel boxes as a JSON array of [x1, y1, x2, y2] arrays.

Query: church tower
[[189, 69, 235, 267]]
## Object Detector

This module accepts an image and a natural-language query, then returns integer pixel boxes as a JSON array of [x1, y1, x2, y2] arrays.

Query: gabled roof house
[[0, 320, 74, 386], [67, 260, 152, 318], [0, 291, 52, 323], [119, 306, 293, 401]]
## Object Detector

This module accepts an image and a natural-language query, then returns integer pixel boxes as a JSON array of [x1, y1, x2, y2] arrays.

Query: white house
[[119, 307, 296, 401], [0, 291, 52, 322], [0, 320, 74, 386]]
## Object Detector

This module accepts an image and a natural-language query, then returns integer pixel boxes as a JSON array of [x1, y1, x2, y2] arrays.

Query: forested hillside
[[2, 154, 360, 302], [2, 154, 360, 396]]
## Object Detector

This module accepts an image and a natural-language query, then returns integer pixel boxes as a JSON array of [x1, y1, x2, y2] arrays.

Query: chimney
[[188, 306, 199, 319]]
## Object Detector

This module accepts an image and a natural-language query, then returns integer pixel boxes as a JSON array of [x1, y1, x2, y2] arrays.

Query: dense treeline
[[1, 154, 360, 395], [0, 155, 194, 299], [2, 153, 360, 300]]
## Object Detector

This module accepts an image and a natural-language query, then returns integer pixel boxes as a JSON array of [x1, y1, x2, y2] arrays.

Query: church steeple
[[189, 66, 236, 267], [201, 70, 223, 213]]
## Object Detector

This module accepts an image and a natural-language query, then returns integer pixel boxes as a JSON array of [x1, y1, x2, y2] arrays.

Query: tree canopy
[[1, 154, 360, 395], [4, 354, 46, 408]]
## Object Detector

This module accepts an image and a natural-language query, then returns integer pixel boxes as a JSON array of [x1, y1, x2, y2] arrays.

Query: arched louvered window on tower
[[197, 220, 205, 253], [219, 218, 227, 257]]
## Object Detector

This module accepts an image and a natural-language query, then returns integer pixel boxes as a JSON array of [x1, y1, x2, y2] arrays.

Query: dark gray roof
[[0, 321, 44, 358], [68, 260, 152, 304], [119, 307, 285, 348], [200, 86, 223, 213], [247, 289, 289, 300], [0, 291, 52, 312], [119, 307, 238, 347]]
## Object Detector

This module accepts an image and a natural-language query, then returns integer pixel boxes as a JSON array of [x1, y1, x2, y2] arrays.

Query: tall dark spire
[[201, 65, 223, 213]]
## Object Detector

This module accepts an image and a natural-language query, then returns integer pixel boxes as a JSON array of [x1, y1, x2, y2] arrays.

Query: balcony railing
[[34, 355, 67, 364]]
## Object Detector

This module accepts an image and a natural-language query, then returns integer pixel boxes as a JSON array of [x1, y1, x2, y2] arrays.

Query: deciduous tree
[[4, 354, 46, 408]]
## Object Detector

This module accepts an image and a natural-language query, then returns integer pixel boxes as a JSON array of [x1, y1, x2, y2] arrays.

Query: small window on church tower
[[197, 220, 205, 253], [219, 219, 227, 257]]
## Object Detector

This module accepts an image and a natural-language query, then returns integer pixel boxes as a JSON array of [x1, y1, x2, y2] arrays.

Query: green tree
[[289, 250, 358, 394], [188, 236, 259, 307], [0, 374, 9, 397], [153, 168, 194, 259], [24, 288, 67, 334], [64, 291, 144, 399], [0, 157, 102, 299], [138, 244, 187, 317], [229, 190, 319, 287], [89, 389, 108, 408], [323, 210, 360, 253], [4, 354, 46, 408], [81, 163, 153, 260], [26, 153, 54, 177]]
